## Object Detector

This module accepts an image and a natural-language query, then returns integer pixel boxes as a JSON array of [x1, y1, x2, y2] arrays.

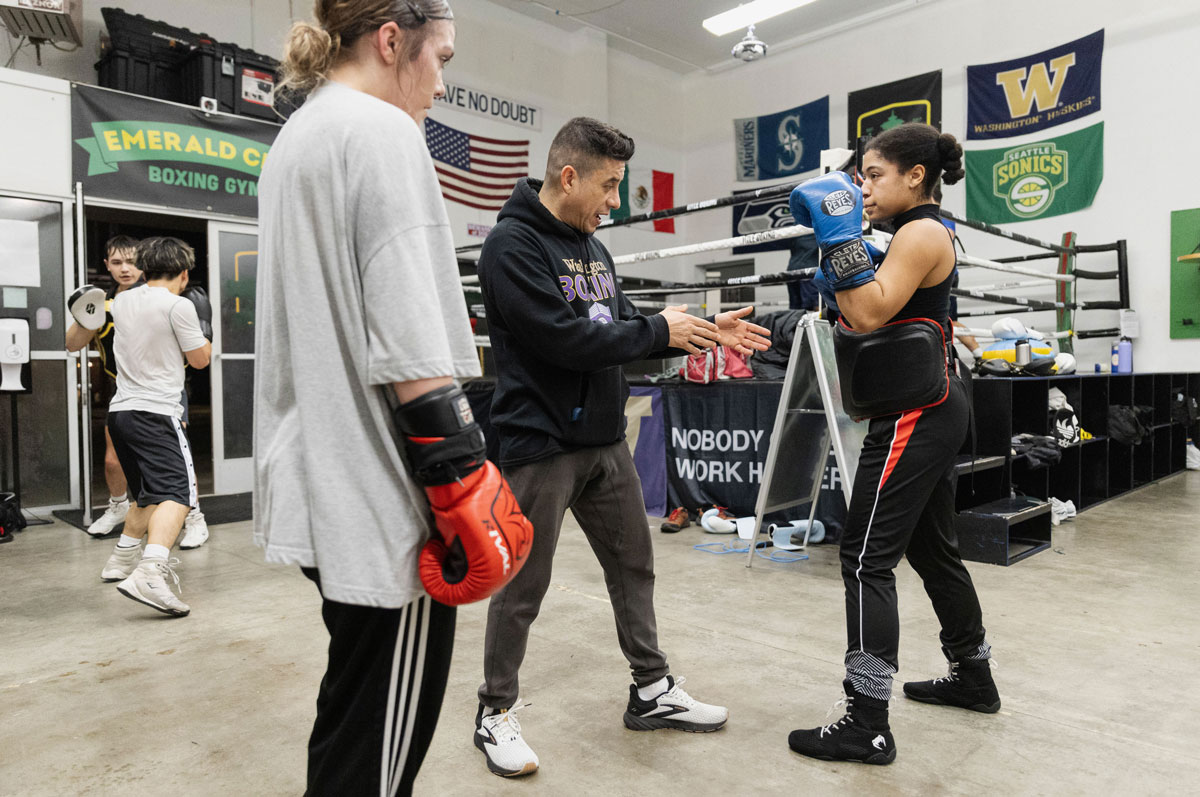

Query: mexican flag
[[613, 169, 674, 232]]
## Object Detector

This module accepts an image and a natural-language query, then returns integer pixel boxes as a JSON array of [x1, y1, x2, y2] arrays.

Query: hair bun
[[279, 21, 335, 95], [937, 132, 964, 185]]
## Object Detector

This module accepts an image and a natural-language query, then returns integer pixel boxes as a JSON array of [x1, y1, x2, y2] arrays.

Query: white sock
[[111, 493, 127, 503], [144, 543, 170, 561], [116, 534, 141, 548], [637, 677, 670, 701]]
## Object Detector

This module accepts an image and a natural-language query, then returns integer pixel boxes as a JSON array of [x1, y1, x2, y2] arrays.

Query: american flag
[[424, 118, 529, 212]]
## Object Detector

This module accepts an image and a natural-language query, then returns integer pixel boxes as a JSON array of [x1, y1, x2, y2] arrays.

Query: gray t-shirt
[[253, 81, 480, 608], [110, 285, 207, 418]]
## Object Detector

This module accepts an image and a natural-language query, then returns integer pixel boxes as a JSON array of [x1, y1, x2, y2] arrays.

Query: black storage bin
[[95, 7, 206, 103], [235, 46, 281, 121], [181, 41, 281, 121], [181, 39, 239, 113], [96, 44, 182, 103]]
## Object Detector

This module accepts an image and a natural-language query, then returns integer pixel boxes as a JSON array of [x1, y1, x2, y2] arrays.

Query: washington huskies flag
[[424, 118, 529, 211], [612, 169, 674, 232], [967, 30, 1103, 140]]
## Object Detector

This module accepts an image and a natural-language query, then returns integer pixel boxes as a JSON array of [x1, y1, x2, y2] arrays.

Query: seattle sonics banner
[[967, 30, 1103, 140], [72, 84, 280, 218], [965, 122, 1104, 223], [733, 96, 829, 182], [847, 70, 941, 149]]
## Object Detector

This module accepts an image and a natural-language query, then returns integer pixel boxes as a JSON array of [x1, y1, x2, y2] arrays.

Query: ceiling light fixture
[[702, 0, 819, 37]]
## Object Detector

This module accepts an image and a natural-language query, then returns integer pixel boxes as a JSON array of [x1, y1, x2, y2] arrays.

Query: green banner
[[965, 122, 1103, 224], [1169, 207, 1200, 339], [72, 84, 279, 218], [76, 121, 270, 178]]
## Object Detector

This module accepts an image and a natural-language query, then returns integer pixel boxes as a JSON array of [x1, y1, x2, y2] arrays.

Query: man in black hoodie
[[472, 117, 770, 778]]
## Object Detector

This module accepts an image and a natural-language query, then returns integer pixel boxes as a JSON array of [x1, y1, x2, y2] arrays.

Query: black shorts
[[108, 410, 197, 508]]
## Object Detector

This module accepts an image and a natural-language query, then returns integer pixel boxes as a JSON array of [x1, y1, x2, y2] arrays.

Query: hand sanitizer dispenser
[[0, 318, 30, 392]]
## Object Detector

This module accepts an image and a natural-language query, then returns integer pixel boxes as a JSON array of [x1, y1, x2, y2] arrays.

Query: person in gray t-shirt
[[256, 3, 510, 794]]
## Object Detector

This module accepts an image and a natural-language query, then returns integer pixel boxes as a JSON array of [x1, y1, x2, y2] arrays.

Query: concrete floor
[[3, 473, 1199, 795]]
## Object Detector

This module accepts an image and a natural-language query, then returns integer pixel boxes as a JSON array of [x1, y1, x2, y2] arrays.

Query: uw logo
[[992, 142, 1068, 218], [995, 54, 1075, 118]]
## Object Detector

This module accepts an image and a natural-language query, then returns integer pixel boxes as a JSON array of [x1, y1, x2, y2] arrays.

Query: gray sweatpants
[[478, 441, 669, 709]]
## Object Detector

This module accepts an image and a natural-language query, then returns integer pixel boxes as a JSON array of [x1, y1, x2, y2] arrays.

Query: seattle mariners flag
[[967, 30, 1103, 140], [424, 117, 529, 211], [733, 96, 829, 183]]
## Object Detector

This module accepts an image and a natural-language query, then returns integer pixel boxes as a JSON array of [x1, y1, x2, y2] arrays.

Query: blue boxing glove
[[790, 172, 878, 293]]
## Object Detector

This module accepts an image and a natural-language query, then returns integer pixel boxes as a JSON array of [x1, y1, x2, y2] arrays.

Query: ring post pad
[[392, 384, 486, 485]]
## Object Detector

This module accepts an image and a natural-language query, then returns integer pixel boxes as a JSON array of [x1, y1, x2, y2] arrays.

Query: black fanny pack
[[833, 316, 951, 420]]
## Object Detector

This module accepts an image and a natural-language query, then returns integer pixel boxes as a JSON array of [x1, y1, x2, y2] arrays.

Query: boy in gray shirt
[[97, 237, 212, 617]]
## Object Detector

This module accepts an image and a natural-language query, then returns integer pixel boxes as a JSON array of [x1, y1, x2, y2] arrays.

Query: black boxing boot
[[788, 681, 896, 766], [903, 649, 1000, 714]]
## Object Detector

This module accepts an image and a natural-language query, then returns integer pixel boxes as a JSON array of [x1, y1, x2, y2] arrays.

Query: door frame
[[206, 220, 258, 494]]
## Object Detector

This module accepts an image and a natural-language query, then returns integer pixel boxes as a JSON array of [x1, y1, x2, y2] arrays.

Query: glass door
[[207, 221, 257, 494]]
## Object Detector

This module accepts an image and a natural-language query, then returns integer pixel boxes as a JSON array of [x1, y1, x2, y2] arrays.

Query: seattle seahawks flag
[[733, 96, 829, 182]]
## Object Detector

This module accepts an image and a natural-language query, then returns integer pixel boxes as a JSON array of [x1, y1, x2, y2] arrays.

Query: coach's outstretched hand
[[659, 304, 720, 355], [713, 306, 771, 355]]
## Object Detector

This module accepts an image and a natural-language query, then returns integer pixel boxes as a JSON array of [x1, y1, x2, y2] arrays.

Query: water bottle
[[1015, 339, 1031, 366], [1111, 341, 1120, 371], [1117, 337, 1133, 373]]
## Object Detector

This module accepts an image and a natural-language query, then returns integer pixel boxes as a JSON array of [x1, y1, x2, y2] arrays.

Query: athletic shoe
[[86, 497, 129, 537], [116, 557, 190, 617], [903, 658, 1001, 713], [623, 676, 728, 732], [660, 507, 691, 533], [474, 703, 538, 777], [100, 543, 142, 582], [788, 686, 895, 766], [179, 507, 209, 549]]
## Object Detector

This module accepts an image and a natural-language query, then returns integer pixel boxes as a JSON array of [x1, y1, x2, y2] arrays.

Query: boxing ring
[[457, 160, 1137, 563]]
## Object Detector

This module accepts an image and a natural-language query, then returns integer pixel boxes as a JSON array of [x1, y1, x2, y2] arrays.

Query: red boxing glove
[[393, 383, 534, 606], [418, 461, 533, 606]]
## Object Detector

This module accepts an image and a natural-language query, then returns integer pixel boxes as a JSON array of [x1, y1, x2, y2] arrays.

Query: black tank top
[[885, 203, 955, 337]]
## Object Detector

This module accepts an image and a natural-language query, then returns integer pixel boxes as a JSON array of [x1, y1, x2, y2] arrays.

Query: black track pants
[[839, 376, 989, 701], [302, 569, 456, 797]]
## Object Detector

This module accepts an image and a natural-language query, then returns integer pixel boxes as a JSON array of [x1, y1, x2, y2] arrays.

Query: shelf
[[956, 454, 1006, 475], [968, 496, 1050, 522]]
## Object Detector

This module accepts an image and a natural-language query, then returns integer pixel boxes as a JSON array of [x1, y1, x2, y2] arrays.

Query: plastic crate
[[96, 7, 209, 103], [234, 46, 281, 121], [181, 40, 238, 113], [96, 44, 183, 102], [181, 41, 280, 121], [100, 7, 201, 66]]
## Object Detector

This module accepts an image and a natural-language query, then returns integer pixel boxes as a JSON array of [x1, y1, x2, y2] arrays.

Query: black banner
[[71, 84, 280, 218], [847, 70, 942, 149], [661, 381, 846, 538]]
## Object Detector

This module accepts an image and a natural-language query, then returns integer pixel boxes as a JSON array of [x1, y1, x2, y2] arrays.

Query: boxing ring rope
[[453, 154, 1129, 350]]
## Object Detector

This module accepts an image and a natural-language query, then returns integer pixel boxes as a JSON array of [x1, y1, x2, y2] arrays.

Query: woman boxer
[[256, 2, 529, 794], [785, 123, 999, 765]]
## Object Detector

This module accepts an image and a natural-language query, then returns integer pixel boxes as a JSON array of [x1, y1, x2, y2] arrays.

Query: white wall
[[6, 0, 1199, 370], [677, 0, 1200, 371]]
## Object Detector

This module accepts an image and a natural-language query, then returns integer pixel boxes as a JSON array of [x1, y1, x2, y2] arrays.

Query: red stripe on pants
[[879, 409, 923, 491]]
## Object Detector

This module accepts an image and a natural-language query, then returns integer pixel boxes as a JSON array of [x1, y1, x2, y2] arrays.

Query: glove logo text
[[820, 190, 855, 217], [488, 529, 512, 574]]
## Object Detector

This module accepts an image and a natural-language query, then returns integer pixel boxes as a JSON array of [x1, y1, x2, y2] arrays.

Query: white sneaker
[[100, 543, 142, 582], [116, 557, 190, 617], [475, 703, 538, 777], [179, 507, 209, 549], [623, 676, 728, 732], [86, 498, 129, 537]]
